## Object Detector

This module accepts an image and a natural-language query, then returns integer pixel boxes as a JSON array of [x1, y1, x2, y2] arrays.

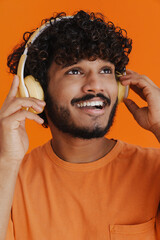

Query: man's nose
[[82, 72, 104, 94]]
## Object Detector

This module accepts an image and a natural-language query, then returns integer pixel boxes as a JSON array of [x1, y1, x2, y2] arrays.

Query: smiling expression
[[45, 58, 118, 138]]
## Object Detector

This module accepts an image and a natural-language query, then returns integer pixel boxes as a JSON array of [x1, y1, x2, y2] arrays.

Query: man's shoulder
[[119, 139, 160, 153], [118, 139, 160, 158], [19, 140, 51, 171], [117, 139, 160, 169]]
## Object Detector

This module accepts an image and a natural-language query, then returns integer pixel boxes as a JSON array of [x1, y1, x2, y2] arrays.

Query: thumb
[[123, 98, 140, 118], [7, 75, 19, 98]]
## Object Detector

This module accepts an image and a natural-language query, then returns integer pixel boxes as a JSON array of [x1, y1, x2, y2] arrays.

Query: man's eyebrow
[[60, 59, 114, 69], [102, 60, 115, 67], [100, 65, 114, 70], [61, 62, 81, 69]]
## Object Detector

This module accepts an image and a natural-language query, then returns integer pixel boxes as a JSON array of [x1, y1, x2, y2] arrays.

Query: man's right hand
[[0, 75, 46, 165]]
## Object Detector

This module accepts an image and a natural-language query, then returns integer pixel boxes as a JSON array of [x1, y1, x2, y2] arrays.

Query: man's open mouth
[[76, 100, 106, 110]]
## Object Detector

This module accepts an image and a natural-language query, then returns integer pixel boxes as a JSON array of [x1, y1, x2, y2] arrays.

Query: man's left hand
[[120, 70, 160, 142]]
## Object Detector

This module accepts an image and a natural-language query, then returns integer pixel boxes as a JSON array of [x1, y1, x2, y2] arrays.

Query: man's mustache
[[71, 93, 111, 106]]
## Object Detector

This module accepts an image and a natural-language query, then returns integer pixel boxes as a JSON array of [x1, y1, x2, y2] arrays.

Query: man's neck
[[50, 127, 116, 164]]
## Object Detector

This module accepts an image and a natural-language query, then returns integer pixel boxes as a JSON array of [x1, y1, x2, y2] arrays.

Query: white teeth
[[83, 102, 87, 107], [76, 101, 104, 108], [90, 102, 95, 106]]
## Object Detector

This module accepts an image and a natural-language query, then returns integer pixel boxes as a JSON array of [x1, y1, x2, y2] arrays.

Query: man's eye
[[100, 68, 112, 74], [67, 69, 81, 75]]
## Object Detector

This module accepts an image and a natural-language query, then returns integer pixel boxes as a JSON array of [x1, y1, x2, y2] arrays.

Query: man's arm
[[0, 159, 20, 240], [120, 70, 160, 143], [0, 76, 45, 240]]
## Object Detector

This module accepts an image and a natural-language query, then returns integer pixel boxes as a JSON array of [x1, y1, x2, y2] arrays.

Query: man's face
[[45, 58, 118, 139]]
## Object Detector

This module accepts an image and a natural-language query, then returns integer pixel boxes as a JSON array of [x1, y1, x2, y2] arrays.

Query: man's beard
[[45, 92, 118, 139]]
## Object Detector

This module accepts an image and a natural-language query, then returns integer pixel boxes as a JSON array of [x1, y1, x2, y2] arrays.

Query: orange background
[[0, 0, 160, 151]]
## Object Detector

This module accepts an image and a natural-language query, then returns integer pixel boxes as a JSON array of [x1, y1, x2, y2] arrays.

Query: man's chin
[[54, 124, 111, 139], [45, 92, 118, 140]]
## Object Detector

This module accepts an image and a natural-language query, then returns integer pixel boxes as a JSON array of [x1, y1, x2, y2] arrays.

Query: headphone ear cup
[[24, 75, 44, 113], [24, 75, 44, 101], [117, 81, 129, 104]]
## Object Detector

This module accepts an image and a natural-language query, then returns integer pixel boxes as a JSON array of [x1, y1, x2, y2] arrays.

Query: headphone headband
[[17, 15, 129, 103], [17, 16, 72, 97], [24, 16, 73, 54]]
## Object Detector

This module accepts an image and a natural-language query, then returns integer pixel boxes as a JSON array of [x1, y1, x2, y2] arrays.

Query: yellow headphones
[[17, 17, 129, 110], [116, 70, 129, 103]]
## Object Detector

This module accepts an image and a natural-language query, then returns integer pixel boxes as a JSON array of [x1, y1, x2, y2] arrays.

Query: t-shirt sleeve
[[5, 213, 15, 240]]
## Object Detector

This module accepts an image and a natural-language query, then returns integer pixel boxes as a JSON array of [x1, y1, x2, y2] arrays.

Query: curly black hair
[[7, 10, 132, 128]]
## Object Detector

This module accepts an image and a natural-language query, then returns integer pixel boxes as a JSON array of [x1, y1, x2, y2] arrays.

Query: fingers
[[119, 69, 158, 101], [1, 97, 46, 118], [0, 104, 45, 129], [0, 75, 46, 127], [121, 70, 160, 132], [120, 69, 157, 88], [7, 75, 19, 99], [129, 85, 147, 101], [123, 98, 149, 129], [123, 98, 142, 123], [2, 110, 44, 130], [1, 75, 46, 120], [123, 98, 139, 116]]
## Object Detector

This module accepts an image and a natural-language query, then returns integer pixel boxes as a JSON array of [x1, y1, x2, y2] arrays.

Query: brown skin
[[120, 69, 160, 142], [45, 61, 160, 164], [0, 76, 45, 239], [0, 60, 159, 239], [48, 59, 118, 130], [48, 126, 116, 163], [1, 60, 159, 165], [0, 76, 45, 163], [46, 59, 118, 163]]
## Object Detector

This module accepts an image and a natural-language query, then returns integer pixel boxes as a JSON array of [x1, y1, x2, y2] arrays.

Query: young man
[[0, 10, 160, 240]]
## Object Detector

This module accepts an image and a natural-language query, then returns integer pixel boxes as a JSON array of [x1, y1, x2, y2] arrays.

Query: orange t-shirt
[[6, 139, 160, 240]]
